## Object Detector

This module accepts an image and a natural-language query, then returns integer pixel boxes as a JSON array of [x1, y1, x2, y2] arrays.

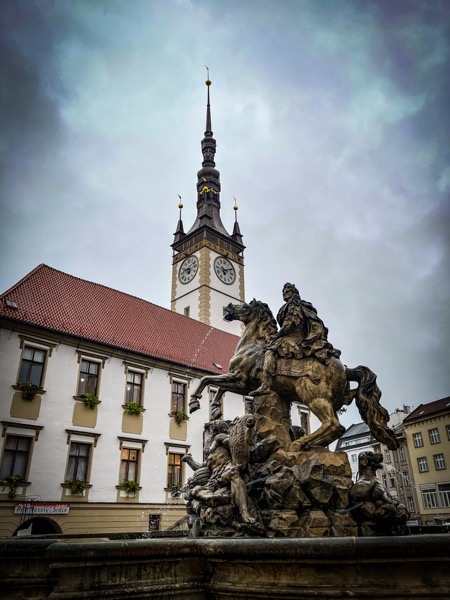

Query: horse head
[[224, 300, 277, 335]]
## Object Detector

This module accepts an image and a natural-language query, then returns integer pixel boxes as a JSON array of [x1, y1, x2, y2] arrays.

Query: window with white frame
[[417, 457, 429, 472], [429, 428, 441, 444], [413, 432, 424, 448], [421, 484, 438, 508], [351, 454, 357, 464], [389, 474, 396, 488], [384, 449, 391, 464], [398, 446, 406, 461], [402, 470, 411, 486], [433, 453, 446, 470], [125, 371, 143, 405], [0, 435, 32, 480], [77, 359, 99, 396], [407, 496, 415, 513], [438, 483, 450, 507], [66, 442, 91, 482], [446, 424, 450, 441]]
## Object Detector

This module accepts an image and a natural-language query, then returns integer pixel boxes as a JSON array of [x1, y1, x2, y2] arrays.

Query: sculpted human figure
[[350, 451, 409, 535], [191, 430, 256, 524], [250, 282, 340, 396]]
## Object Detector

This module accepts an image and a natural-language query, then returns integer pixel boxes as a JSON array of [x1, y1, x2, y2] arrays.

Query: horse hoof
[[189, 398, 201, 413]]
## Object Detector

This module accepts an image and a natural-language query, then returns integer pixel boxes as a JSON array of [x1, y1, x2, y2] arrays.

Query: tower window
[[184, 306, 190, 317]]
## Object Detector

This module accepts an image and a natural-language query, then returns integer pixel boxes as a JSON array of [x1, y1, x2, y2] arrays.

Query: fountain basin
[[1, 534, 449, 599]]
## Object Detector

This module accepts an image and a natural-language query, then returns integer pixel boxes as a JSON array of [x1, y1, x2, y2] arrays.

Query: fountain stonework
[[2, 285, 449, 599]]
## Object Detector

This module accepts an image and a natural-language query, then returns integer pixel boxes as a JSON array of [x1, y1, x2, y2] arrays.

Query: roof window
[[4, 299, 18, 308]]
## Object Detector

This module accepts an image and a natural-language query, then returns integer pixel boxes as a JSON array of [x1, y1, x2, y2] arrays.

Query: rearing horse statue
[[189, 298, 398, 450]]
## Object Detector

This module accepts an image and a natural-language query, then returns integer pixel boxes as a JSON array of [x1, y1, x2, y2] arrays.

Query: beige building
[[403, 397, 450, 525]]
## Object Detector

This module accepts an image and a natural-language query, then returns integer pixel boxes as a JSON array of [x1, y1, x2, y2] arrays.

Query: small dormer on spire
[[232, 196, 244, 245], [173, 195, 185, 243]]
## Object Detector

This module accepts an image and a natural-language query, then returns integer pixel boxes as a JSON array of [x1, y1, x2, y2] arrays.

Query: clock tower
[[171, 77, 245, 335]]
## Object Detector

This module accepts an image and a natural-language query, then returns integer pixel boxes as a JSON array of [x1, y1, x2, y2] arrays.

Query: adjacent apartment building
[[403, 397, 450, 525]]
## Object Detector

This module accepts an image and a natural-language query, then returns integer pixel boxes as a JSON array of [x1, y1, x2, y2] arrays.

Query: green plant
[[172, 410, 190, 426], [0, 475, 22, 499], [119, 480, 140, 496], [170, 483, 183, 497], [80, 393, 101, 409], [123, 402, 143, 416], [17, 381, 40, 400], [65, 478, 85, 494]]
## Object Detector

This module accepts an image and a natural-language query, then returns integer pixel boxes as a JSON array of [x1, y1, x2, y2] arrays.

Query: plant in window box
[[118, 479, 140, 496], [65, 478, 86, 495], [17, 381, 40, 400], [170, 483, 183, 498], [0, 475, 22, 499], [122, 402, 144, 416], [80, 393, 101, 410], [170, 410, 190, 426]]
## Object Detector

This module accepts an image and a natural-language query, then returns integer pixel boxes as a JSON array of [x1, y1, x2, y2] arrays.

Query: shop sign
[[14, 502, 70, 515]]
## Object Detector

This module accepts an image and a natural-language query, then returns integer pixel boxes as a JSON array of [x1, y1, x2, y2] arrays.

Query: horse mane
[[249, 300, 278, 337]]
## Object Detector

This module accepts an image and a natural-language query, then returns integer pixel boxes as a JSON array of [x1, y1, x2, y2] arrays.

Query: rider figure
[[250, 283, 340, 396]]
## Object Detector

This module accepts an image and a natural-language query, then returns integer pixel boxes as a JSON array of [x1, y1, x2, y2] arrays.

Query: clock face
[[214, 256, 236, 285], [179, 255, 199, 284]]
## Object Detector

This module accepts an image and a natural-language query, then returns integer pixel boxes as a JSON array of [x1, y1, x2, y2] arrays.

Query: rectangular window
[[438, 483, 450, 507], [407, 497, 415, 513], [446, 424, 450, 441], [184, 306, 190, 317], [434, 453, 446, 470], [398, 446, 406, 461], [18, 346, 46, 387], [209, 387, 223, 419], [171, 381, 186, 413], [66, 442, 91, 481], [300, 411, 310, 435], [417, 457, 429, 472], [120, 448, 139, 483], [382, 475, 387, 487], [429, 428, 441, 444], [402, 471, 411, 486], [77, 360, 99, 396], [351, 454, 357, 464], [148, 514, 161, 532], [384, 450, 391, 464], [0, 435, 31, 479], [413, 432, 424, 448], [421, 485, 438, 508], [389, 474, 396, 488], [167, 452, 182, 488], [125, 371, 142, 405]]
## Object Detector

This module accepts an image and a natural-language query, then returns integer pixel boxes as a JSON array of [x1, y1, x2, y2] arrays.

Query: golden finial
[[233, 196, 238, 211], [177, 194, 183, 210], [205, 65, 211, 86]]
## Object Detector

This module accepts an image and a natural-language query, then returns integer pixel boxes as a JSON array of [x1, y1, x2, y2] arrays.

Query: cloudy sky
[[1, 0, 449, 427]]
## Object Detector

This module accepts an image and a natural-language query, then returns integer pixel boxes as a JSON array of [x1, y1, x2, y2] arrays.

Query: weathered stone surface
[[263, 510, 301, 538], [328, 510, 358, 537]]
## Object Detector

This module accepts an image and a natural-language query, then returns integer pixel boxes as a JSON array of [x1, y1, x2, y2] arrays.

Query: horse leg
[[292, 384, 344, 449], [189, 372, 244, 413]]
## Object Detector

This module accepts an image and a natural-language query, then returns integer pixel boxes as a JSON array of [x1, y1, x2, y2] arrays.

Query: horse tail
[[345, 366, 399, 450]]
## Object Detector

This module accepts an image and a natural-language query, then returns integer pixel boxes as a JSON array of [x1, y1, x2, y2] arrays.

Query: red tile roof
[[0, 264, 239, 374], [403, 396, 450, 423]]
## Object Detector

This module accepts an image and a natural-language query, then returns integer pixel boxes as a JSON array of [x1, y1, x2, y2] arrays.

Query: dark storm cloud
[[0, 0, 449, 421]]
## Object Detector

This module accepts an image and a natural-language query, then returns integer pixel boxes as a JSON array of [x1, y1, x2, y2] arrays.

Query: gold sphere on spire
[[178, 203, 183, 209], [205, 79, 211, 86]]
